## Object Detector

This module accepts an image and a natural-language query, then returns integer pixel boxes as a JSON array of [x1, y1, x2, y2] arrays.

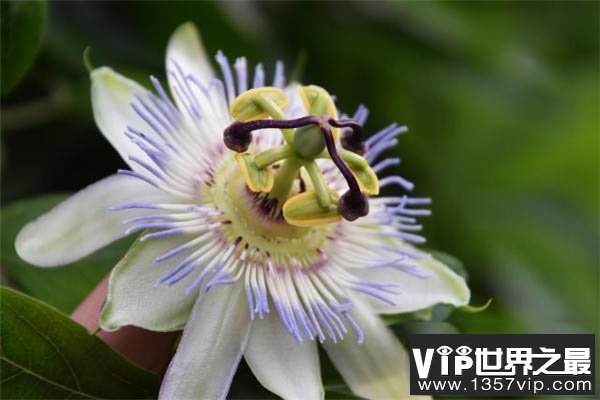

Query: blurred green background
[[1, 0, 598, 396]]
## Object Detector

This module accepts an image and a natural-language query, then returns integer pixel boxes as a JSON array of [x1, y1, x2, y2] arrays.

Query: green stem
[[254, 145, 292, 169], [304, 160, 332, 208], [253, 96, 295, 144], [269, 158, 301, 202]]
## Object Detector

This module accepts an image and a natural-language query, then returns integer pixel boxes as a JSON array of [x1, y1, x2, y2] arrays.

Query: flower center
[[223, 85, 381, 228], [207, 153, 335, 267]]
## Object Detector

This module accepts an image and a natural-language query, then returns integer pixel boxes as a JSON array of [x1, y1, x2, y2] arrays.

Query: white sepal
[[15, 174, 168, 267]]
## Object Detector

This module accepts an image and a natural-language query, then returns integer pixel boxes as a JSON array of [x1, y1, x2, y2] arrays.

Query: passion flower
[[15, 22, 470, 400]]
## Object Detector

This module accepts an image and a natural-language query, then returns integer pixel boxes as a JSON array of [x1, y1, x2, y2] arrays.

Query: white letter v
[[412, 349, 434, 379]]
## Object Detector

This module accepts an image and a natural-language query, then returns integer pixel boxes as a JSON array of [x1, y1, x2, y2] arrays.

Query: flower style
[[15, 23, 470, 400]]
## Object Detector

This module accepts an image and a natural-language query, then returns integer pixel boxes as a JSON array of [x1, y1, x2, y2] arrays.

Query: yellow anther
[[346, 164, 380, 196], [229, 87, 289, 122], [235, 153, 274, 192], [352, 165, 379, 196], [338, 150, 380, 195], [297, 85, 339, 140], [282, 191, 342, 227]]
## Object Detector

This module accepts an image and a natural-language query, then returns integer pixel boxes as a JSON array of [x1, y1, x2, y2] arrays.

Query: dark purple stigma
[[318, 123, 369, 221], [338, 190, 369, 221], [329, 118, 368, 155], [224, 121, 252, 152], [341, 131, 368, 155]]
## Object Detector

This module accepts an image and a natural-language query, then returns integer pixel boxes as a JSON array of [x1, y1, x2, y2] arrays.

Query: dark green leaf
[[0, 287, 160, 399], [1, 194, 134, 313], [1, 0, 47, 95]]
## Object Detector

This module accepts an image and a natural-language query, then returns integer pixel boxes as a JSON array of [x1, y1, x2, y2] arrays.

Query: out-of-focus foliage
[[0, 1, 597, 399], [0, 287, 160, 399], [0, 0, 47, 95]]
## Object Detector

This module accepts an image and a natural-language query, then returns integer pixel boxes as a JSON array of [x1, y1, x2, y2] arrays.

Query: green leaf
[[1, 0, 47, 95], [0, 287, 160, 399], [1, 194, 134, 313]]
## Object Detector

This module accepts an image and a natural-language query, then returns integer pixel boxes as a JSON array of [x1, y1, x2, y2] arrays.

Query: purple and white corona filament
[[16, 23, 470, 400]]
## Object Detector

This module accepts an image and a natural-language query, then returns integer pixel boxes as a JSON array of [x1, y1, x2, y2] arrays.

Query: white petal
[[354, 245, 470, 314], [166, 22, 213, 95], [91, 66, 154, 169], [15, 174, 167, 267], [159, 281, 251, 400], [323, 297, 430, 400], [244, 311, 323, 400], [100, 235, 198, 332]]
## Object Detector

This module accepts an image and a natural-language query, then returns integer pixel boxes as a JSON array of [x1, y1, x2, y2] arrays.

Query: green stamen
[[254, 145, 292, 169], [304, 160, 333, 208], [339, 148, 370, 170]]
